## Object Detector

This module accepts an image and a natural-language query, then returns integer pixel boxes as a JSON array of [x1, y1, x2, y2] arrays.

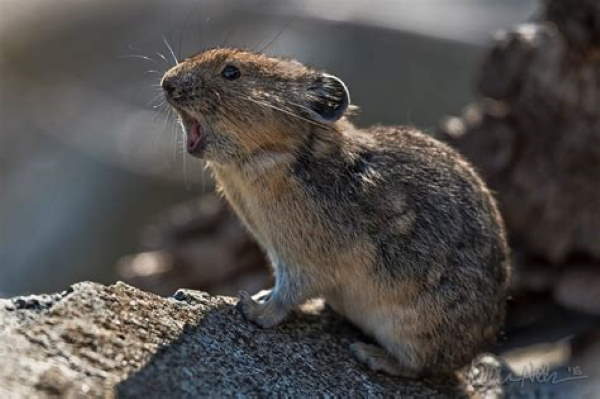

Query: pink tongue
[[187, 122, 202, 151]]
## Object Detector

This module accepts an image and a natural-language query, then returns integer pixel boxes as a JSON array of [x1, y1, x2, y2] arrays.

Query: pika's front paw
[[237, 291, 287, 329]]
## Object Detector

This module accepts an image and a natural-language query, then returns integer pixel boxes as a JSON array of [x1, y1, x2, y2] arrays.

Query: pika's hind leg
[[350, 342, 420, 378]]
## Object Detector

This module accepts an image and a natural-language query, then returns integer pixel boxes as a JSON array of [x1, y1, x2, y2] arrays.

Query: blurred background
[[0, 0, 536, 297], [2, 0, 599, 395]]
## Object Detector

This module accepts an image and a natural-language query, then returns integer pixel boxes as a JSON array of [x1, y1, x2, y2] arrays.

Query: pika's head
[[161, 48, 350, 163]]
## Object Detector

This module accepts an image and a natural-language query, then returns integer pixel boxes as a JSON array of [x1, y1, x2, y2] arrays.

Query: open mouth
[[180, 113, 207, 157], [187, 120, 204, 153]]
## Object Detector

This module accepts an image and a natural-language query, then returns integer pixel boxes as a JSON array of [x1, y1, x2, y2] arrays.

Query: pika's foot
[[350, 342, 412, 377], [237, 291, 287, 329]]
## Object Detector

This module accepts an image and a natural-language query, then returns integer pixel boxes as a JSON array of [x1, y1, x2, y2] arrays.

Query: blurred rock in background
[[438, 0, 600, 385], [438, 0, 600, 313], [117, 193, 270, 297], [440, 0, 600, 265]]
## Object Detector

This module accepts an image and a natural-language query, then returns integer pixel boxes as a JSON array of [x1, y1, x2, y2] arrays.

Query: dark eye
[[222, 65, 240, 80]]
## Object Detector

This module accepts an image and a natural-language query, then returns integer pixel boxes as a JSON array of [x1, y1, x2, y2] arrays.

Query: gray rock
[[0, 281, 508, 398]]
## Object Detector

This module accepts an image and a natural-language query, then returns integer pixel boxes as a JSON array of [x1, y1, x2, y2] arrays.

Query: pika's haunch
[[161, 48, 511, 377]]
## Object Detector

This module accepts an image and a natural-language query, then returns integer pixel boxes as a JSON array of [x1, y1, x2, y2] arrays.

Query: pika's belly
[[324, 288, 381, 337], [324, 281, 423, 343]]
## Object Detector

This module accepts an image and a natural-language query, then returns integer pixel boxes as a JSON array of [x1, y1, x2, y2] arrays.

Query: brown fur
[[162, 48, 511, 377]]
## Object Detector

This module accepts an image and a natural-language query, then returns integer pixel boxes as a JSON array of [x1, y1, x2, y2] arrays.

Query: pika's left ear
[[307, 73, 350, 123]]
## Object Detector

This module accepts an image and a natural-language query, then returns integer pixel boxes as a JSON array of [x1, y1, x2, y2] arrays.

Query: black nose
[[161, 78, 176, 96]]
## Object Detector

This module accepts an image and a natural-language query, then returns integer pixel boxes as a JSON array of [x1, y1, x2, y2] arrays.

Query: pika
[[161, 48, 511, 377]]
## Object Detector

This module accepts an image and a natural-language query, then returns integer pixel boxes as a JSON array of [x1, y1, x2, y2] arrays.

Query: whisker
[[177, 28, 184, 64], [160, 106, 188, 187], [220, 27, 235, 49], [288, 100, 321, 116], [213, 105, 268, 159], [152, 104, 169, 123], [215, 104, 294, 175], [228, 97, 327, 175], [182, 132, 189, 188], [119, 54, 158, 63], [239, 97, 329, 130], [257, 18, 294, 54], [155, 52, 170, 65], [148, 91, 165, 108], [162, 35, 179, 65]]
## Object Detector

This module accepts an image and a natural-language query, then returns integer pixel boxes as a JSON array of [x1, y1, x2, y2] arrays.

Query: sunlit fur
[[162, 48, 511, 377]]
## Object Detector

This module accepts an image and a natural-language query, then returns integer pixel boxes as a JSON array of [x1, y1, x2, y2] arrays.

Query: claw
[[236, 289, 286, 329]]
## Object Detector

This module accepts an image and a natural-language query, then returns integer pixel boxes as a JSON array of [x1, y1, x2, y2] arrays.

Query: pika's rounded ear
[[307, 73, 350, 123]]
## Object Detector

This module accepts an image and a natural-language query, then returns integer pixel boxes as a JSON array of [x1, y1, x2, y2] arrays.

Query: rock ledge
[[0, 281, 504, 398]]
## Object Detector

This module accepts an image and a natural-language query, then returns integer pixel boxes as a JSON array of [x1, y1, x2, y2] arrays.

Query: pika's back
[[295, 124, 509, 286]]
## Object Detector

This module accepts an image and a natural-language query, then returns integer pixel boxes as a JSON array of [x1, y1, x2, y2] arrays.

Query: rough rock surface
[[3, 281, 595, 398], [0, 281, 508, 398]]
